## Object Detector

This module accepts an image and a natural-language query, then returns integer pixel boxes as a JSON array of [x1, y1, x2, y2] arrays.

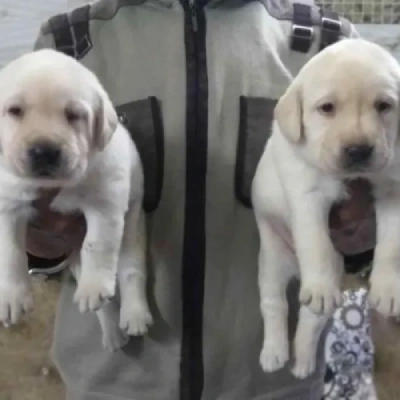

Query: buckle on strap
[[291, 24, 314, 53], [320, 9, 342, 50], [321, 15, 341, 32], [292, 24, 314, 41], [290, 3, 314, 53]]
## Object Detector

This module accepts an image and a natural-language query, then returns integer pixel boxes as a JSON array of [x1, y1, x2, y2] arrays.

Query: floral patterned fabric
[[323, 288, 377, 400]]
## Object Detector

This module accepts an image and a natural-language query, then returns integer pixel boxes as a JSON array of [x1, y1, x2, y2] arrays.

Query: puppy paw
[[369, 273, 400, 317], [119, 303, 153, 336], [74, 276, 116, 313], [259, 341, 289, 373], [291, 355, 316, 379], [0, 281, 33, 326], [300, 282, 342, 315], [101, 324, 129, 352]]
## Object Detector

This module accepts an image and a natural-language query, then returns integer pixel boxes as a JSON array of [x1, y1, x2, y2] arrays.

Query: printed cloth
[[324, 288, 377, 400]]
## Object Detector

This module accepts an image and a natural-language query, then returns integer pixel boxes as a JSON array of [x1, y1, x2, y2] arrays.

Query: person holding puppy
[[28, 0, 375, 399]]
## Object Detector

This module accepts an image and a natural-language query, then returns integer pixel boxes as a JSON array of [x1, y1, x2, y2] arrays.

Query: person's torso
[[37, 1, 354, 398]]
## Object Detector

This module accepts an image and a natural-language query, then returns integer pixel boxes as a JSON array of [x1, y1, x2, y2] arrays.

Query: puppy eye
[[65, 109, 80, 123], [318, 102, 335, 114], [375, 100, 392, 113], [7, 105, 23, 118]]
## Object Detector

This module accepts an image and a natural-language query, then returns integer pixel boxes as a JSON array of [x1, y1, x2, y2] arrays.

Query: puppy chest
[[318, 179, 348, 205]]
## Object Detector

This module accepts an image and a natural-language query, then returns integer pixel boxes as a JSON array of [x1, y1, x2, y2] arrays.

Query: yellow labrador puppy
[[0, 49, 152, 350], [252, 38, 400, 378]]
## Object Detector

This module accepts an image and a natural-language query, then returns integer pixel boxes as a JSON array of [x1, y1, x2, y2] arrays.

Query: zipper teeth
[[181, 0, 202, 399], [188, 0, 198, 31]]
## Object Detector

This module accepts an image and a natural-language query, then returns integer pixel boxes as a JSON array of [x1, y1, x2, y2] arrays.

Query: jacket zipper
[[180, 0, 207, 399], [188, 0, 198, 31]]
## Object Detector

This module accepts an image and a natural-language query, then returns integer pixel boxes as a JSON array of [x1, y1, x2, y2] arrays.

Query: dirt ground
[[0, 278, 64, 400], [0, 273, 399, 400]]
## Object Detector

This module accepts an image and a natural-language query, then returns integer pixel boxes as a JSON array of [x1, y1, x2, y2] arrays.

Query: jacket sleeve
[[33, 22, 56, 50]]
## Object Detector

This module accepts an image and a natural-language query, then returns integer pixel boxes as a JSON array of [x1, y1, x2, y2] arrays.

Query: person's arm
[[33, 23, 55, 50]]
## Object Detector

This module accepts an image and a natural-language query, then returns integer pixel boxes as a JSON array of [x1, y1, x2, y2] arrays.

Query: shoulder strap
[[290, 3, 314, 53], [48, 5, 92, 59], [289, 2, 343, 54], [319, 7, 342, 51]]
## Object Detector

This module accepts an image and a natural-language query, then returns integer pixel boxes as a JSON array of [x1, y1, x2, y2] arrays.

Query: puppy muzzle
[[341, 143, 374, 171], [26, 140, 63, 178]]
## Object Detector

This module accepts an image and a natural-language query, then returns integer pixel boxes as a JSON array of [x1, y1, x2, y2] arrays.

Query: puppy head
[[0, 49, 118, 185], [275, 38, 400, 177]]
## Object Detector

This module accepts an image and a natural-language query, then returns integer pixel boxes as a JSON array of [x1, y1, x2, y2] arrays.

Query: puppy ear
[[274, 82, 303, 143], [93, 86, 118, 151]]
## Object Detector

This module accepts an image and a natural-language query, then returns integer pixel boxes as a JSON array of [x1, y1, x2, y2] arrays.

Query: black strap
[[70, 6, 92, 58], [48, 5, 92, 59], [48, 13, 75, 57], [290, 3, 313, 53], [319, 8, 341, 51]]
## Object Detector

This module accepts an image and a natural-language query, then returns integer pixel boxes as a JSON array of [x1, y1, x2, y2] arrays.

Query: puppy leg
[[257, 214, 294, 373], [292, 196, 343, 315], [291, 305, 330, 379], [369, 198, 400, 317], [118, 200, 153, 336], [74, 207, 124, 313], [71, 258, 128, 351], [0, 214, 32, 326], [97, 302, 129, 351]]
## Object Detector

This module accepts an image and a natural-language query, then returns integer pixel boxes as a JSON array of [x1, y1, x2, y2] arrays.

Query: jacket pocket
[[235, 96, 276, 208], [116, 97, 164, 213]]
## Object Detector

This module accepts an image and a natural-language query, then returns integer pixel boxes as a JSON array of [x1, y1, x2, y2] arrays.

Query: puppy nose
[[28, 141, 61, 175], [343, 144, 373, 166]]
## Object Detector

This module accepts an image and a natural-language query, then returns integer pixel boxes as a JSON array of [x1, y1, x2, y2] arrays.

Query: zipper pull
[[188, 0, 198, 32]]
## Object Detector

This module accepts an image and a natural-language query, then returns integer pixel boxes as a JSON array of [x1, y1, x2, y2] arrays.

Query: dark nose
[[27, 141, 61, 176], [342, 144, 373, 167]]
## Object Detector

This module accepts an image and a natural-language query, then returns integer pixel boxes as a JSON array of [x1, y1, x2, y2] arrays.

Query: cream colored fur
[[0, 49, 152, 351], [252, 38, 400, 378]]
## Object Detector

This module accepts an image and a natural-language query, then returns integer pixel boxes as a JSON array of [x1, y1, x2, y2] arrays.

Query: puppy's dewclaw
[[252, 38, 400, 379], [0, 49, 152, 350]]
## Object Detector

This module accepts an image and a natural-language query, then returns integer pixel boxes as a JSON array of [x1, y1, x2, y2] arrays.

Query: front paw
[[369, 273, 400, 317], [300, 281, 342, 315], [291, 354, 316, 379], [259, 340, 289, 373], [119, 302, 153, 336], [0, 281, 33, 325], [74, 276, 116, 313]]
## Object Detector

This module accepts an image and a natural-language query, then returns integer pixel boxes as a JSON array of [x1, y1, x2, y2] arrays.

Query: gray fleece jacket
[[34, 0, 357, 399]]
